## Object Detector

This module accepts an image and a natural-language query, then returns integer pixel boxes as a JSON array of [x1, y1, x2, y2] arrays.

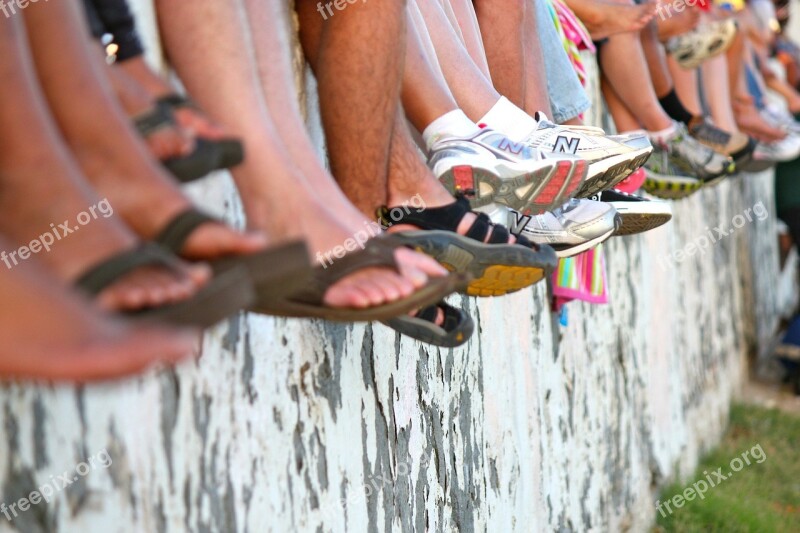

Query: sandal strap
[[76, 243, 182, 296], [157, 93, 199, 111], [155, 209, 220, 253], [294, 235, 400, 304], [378, 195, 535, 248], [133, 104, 175, 137]]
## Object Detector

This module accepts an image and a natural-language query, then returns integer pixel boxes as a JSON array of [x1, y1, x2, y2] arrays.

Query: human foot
[[569, 0, 658, 40], [0, 243, 197, 382]]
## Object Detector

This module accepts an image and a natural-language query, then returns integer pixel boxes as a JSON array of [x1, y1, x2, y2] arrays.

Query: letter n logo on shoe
[[553, 136, 580, 154], [497, 138, 525, 155]]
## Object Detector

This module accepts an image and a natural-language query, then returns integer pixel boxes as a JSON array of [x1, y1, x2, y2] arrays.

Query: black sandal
[[154, 209, 315, 308], [382, 302, 474, 347], [157, 94, 245, 170], [133, 104, 222, 183], [379, 197, 557, 297], [76, 243, 254, 328]]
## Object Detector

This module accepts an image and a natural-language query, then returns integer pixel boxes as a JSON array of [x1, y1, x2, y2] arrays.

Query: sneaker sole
[[643, 177, 703, 200], [439, 160, 575, 214], [576, 147, 653, 198], [614, 212, 673, 236], [391, 230, 558, 298]]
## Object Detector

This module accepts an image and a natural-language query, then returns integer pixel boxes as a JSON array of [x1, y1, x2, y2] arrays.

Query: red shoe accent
[[535, 160, 571, 205], [453, 165, 475, 192], [615, 167, 646, 194]]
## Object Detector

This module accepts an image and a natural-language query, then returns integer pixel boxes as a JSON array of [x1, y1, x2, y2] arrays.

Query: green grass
[[655, 404, 800, 532]]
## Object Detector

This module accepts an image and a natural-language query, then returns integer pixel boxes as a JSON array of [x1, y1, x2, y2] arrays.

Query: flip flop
[[154, 209, 315, 307], [75, 243, 254, 328], [133, 104, 222, 183], [382, 302, 474, 347], [379, 198, 558, 297], [243, 234, 469, 322], [157, 94, 245, 170]]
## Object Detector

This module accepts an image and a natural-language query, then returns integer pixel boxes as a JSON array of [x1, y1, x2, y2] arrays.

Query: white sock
[[479, 97, 539, 142], [647, 121, 678, 144], [422, 110, 481, 151]]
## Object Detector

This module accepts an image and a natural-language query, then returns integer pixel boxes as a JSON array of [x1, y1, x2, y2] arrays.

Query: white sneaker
[[751, 135, 800, 167], [429, 128, 587, 213], [588, 189, 673, 236], [484, 199, 620, 258], [523, 113, 653, 198]]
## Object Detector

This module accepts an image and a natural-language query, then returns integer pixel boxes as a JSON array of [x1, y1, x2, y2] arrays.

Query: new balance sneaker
[[494, 199, 620, 258], [523, 114, 653, 198], [429, 128, 587, 214], [642, 144, 703, 200], [588, 189, 673, 236], [687, 116, 755, 167], [665, 19, 738, 69], [656, 122, 735, 181]]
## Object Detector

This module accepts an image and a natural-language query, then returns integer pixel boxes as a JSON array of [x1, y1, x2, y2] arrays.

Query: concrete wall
[[0, 2, 790, 532]]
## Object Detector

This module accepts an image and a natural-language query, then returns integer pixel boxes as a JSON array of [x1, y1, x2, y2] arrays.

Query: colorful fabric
[[546, 0, 610, 311], [552, 245, 609, 306]]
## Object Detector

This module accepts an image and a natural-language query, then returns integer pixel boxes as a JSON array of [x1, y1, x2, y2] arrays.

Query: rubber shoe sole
[[439, 159, 578, 215], [391, 230, 558, 298], [614, 212, 673, 236], [576, 147, 653, 198], [643, 176, 703, 200]]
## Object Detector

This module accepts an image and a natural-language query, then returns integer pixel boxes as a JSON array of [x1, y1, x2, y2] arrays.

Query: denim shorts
[[535, 0, 591, 122]]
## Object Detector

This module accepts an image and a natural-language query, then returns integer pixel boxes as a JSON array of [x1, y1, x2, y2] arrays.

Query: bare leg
[[0, 11, 204, 311], [0, 235, 196, 382], [22, 0, 264, 262], [564, 0, 657, 40], [473, 0, 551, 113], [701, 54, 739, 133], [159, 0, 445, 308], [597, 3, 673, 131], [666, 56, 703, 116], [414, 0, 502, 119]]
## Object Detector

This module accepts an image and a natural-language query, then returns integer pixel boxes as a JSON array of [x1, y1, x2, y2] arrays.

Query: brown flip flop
[[155, 209, 314, 308], [75, 243, 254, 328]]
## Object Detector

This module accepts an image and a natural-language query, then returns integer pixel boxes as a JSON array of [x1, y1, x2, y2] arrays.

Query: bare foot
[[116, 56, 230, 140], [105, 62, 195, 161], [0, 243, 197, 383], [734, 99, 787, 142], [656, 2, 701, 41], [567, 0, 658, 40]]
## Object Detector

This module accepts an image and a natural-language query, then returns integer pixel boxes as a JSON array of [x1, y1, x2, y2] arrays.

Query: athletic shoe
[[656, 122, 735, 181], [429, 128, 586, 214], [523, 113, 653, 198], [588, 189, 673, 236], [665, 19, 738, 69], [744, 135, 800, 172], [687, 116, 755, 167], [760, 106, 800, 135], [492, 199, 620, 258], [642, 144, 703, 200]]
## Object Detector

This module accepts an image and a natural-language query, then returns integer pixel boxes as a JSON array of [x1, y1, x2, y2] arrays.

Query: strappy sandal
[[157, 94, 245, 170], [75, 243, 254, 328], [379, 198, 558, 297], [154, 209, 315, 307], [382, 302, 474, 348], [133, 104, 222, 183]]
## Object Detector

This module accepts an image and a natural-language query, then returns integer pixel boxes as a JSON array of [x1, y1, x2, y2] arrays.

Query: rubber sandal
[[382, 302, 474, 347], [379, 198, 558, 297], [388, 229, 557, 298], [154, 209, 315, 307], [133, 104, 222, 183], [243, 234, 469, 321], [157, 94, 245, 170], [75, 243, 254, 328]]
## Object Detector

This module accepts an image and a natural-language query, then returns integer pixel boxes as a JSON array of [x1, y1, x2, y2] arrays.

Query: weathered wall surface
[[0, 3, 790, 532]]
